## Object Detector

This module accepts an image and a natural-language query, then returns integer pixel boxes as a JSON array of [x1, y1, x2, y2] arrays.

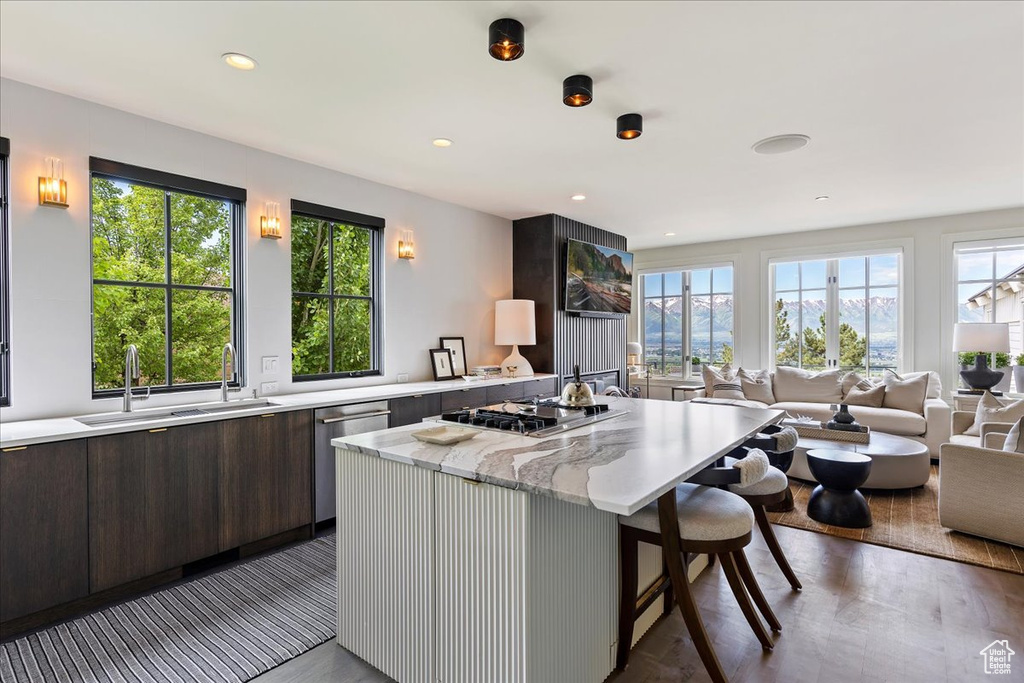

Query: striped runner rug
[[0, 535, 338, 683]]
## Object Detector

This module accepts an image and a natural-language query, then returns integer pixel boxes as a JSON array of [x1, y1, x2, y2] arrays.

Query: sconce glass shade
[[38, 156, 68, 208], [562, 75, 593, 107], [617, 113, 643, 140], [398, 230, 415, 259], [261, 201, 282, 239], [626, 341, 643, 365], [489, 18, 524, 61]]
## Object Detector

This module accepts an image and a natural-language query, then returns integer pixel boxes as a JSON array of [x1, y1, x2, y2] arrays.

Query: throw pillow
[[965, 391, 1024, 436], [772, 366, 844, 403], [844, 384, 885, 408], [842, 371, 875, 397], [882, 369, 942, 400], [737, 368, 775, 404], [701, 363, 735, 396], [881, 372, 928, 415], [1002, 417, 1024, 453]]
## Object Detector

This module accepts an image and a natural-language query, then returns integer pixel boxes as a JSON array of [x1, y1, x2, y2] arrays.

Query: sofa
[[689, 365, 951, 457]]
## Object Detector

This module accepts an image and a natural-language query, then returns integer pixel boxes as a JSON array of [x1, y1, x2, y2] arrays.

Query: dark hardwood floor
[[254, 525, 1024, 683]]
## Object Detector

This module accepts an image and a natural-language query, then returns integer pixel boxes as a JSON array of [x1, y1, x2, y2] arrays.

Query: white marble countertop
[[333, 397, 784, 516], [0, 374, 557, 449]]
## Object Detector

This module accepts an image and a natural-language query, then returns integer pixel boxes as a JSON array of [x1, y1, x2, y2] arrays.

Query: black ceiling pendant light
[[562, 75, 593, 107], [489, 18, 525, 61], [616, 113, 643, 140]]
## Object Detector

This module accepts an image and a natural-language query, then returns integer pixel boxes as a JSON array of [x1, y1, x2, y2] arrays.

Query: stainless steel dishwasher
[[314, 401, 391, 523]]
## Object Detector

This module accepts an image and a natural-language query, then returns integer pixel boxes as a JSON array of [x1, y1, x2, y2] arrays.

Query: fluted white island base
[[335, 446, 636, 683]]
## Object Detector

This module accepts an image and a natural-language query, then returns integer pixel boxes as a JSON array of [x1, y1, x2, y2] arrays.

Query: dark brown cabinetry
[[390, 393, 442, 427], [440, 387, 489, 412], [0, 440, 89, 622], [219, 410, 312, 550], [88, 423, 220, 592], [521, 377, 559, 400], [486, 382, 526, 404]]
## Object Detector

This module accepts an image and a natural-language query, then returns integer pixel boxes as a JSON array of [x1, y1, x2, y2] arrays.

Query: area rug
[[0, 535, 338, 683], [769, 466, 1024, 575]]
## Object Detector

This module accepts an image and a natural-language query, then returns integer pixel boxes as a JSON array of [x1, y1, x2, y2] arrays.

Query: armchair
[[939, 439, 1024, 547]]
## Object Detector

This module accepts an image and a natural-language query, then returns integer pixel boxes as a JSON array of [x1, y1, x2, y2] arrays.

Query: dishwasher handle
[[319, 409, 392, 424]]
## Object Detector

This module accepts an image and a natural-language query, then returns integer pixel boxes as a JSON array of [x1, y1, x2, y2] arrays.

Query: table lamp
[[495, 299, 536, 377], [953, 322, 1010, 392], [626, 342, 643, 373]]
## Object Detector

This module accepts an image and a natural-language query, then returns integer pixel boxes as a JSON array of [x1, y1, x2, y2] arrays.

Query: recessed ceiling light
[[815, 195, 830, 201], [432, 138, 453, 148], [571, 194, 586, 201], [752, 134, 810, 155], [664, 232, 676, 237], [222, 52, 257, 70]]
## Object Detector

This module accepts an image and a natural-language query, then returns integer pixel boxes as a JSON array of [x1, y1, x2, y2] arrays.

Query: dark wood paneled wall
[[512, 214, 628, 386]]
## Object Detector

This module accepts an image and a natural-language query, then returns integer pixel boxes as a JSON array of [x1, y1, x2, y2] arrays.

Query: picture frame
[[439, 336, 468, 377], [429, 348, 456, 381]]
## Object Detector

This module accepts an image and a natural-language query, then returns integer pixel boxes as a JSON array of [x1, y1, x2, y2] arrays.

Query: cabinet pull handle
[[148, 428, 167, 433], [260, 414, 275, 418], [412, 394, 424, 398], [2, 446, 27, 452], [319, 410, 392, 424], [461, 478, 480, 486]]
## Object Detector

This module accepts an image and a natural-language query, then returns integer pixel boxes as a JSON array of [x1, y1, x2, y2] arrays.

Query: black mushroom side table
[[805, 449, 873, 528]]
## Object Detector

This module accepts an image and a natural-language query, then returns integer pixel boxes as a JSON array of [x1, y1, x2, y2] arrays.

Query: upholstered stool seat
[[728, 466, 788, 497], [621, 483, 754, 541]]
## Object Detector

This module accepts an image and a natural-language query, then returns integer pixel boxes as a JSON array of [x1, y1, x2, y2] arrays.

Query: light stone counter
[[333, 396, 784, 516], [0, 374, 556, 449]]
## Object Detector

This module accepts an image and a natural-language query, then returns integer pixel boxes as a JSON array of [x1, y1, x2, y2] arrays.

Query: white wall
[[631, 207, 1024, 399], [0, 78, 512, 421]]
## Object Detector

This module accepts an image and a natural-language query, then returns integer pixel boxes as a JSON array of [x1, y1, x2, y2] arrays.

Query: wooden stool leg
[[754, 505, 802, 590], [765, 486, 795, 513], [616, 528, 639, 670], [658, 492, 728, 683], [732, 549, 781, 632], [662, 552, 674, 616], [719, 552, 774, 651]]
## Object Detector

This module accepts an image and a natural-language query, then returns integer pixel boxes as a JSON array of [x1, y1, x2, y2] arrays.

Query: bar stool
[[725, 428, 803, 591], [616, 483, 778, 681]]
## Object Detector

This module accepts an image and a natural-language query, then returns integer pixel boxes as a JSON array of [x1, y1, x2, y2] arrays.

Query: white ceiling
[[1, 1, 1022, 249]]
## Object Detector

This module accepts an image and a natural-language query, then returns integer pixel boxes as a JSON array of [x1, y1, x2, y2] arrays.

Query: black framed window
[[0, 137, 10, 406], [290, 199, 383, 380], [89, 158, 246, 397]]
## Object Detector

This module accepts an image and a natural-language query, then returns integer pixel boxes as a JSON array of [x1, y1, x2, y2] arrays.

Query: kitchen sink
[[75, 398, 281, 427]]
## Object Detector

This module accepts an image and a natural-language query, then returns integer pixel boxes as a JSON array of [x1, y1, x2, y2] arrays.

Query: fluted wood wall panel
[[513, 214, 628, 387], [335, 449, 435, 683]]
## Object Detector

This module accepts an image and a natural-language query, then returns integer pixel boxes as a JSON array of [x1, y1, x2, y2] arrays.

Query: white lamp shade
[[952, 322, 1010, 353], [626, 342, 643, 357], [495, 299, 536, 346]]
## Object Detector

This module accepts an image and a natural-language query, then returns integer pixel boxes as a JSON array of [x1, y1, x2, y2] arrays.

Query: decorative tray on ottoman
[[782, 419, 871, 444]]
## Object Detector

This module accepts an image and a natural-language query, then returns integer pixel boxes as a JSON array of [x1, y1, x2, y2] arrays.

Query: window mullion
[[327, 222, 335, 374], [164, 191, 173, 386], [683, 272, 691, 379]]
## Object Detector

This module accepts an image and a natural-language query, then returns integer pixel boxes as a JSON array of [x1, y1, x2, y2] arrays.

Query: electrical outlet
[[261, 381, 279, 394], [261, 356, 279, 374], [396, 373, 409, 383]]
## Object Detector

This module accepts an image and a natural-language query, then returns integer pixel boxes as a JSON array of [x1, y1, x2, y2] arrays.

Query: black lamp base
[[959, 354, 1004, 392]]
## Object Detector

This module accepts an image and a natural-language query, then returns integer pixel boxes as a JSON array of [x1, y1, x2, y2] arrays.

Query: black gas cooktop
[[438, 399, 622, 437]]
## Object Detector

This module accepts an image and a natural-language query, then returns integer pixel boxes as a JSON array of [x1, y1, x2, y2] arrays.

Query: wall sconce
[[38, 157, 68, 208], [260, 201, 282, 239], [398, 230, 415, 259]]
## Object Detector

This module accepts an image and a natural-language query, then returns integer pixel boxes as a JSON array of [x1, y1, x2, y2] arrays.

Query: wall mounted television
[[564, 239, 634, 317]]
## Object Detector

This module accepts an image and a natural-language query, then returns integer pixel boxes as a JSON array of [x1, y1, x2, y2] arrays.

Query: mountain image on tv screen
[[565, 240, 633, 314]]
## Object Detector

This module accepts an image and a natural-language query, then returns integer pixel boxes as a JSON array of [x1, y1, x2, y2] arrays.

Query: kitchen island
[[332, 397, 783, 683]]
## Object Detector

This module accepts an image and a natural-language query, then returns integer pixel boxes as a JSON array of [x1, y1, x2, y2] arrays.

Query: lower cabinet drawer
[[391, 394, 442, 427], [522, 378, 559, 399], [486, 382, 526, 404], [441, 387, 489, 412]]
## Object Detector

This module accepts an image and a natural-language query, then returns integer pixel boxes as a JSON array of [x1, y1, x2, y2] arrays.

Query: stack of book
[[470, 365, 502, 379]]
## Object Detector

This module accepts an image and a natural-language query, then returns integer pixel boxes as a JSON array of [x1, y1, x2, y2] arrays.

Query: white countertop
[[333, 397, 784, 516], [0, 374, 557, 449]]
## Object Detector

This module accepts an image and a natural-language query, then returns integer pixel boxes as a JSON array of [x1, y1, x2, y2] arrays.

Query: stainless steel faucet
[[221, 342, 242, 402], [123, 344, 150, 412]]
